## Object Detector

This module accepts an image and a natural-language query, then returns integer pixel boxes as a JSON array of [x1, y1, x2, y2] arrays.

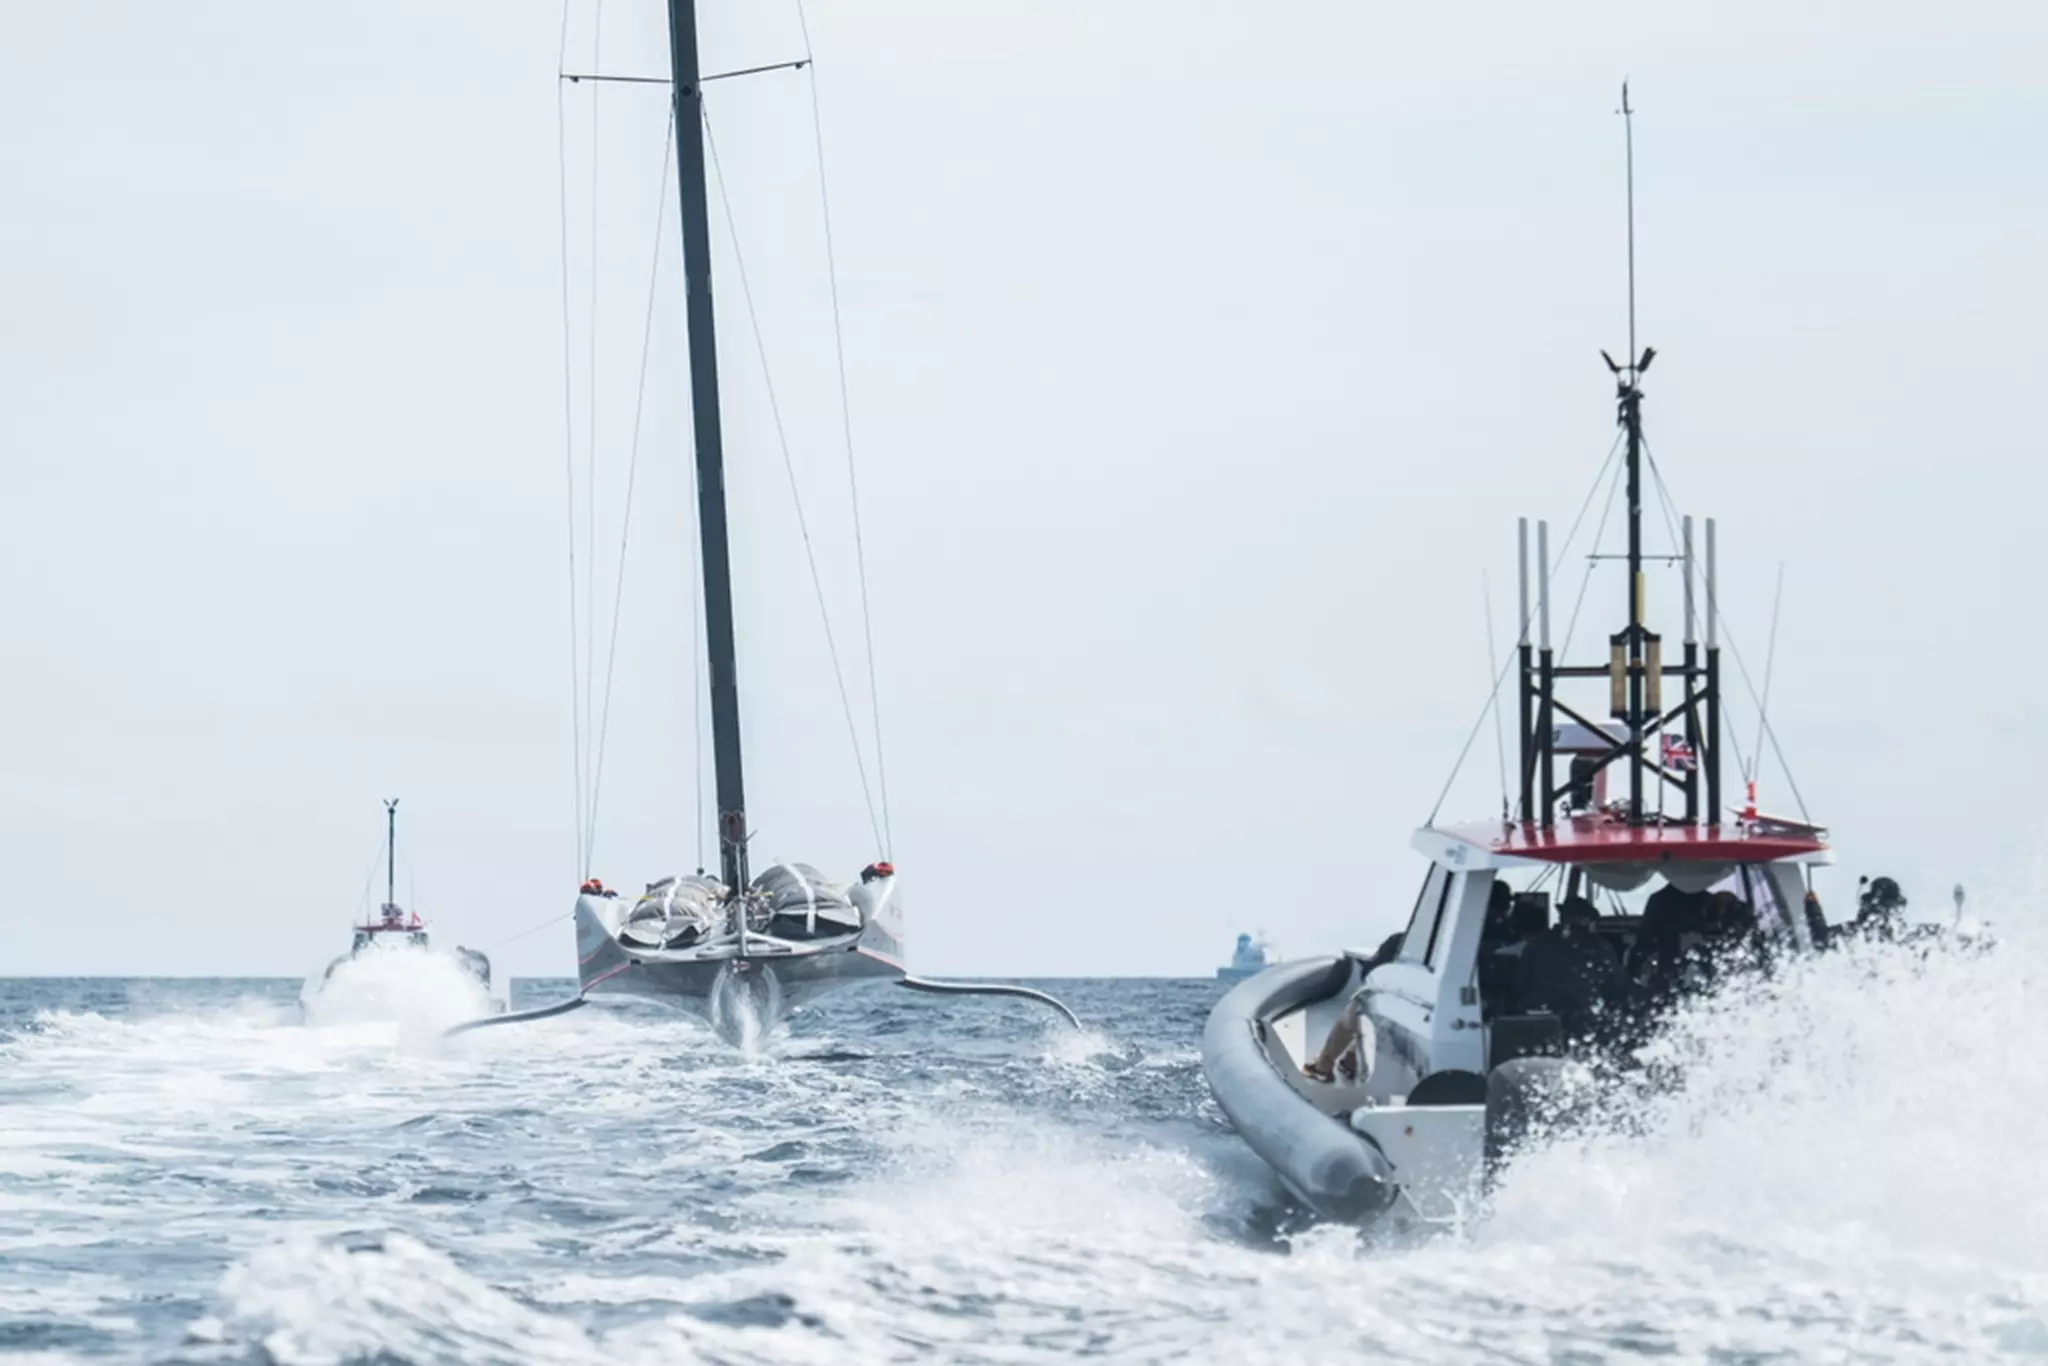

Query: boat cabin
[[1360, 813, 1830, 1102], [351, 902, 428, 954]]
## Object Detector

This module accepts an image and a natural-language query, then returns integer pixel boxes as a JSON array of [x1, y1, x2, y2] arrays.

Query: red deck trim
[[1443, 814, 1828, 865]]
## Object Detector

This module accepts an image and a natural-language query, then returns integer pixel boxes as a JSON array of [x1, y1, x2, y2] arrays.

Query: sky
[[2, 2, 2044, 978]]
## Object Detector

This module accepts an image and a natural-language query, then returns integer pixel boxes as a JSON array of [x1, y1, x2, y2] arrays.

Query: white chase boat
[[1203, 93, 1835, 1223]]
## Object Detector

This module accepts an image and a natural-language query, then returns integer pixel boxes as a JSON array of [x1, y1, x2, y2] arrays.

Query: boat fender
[[1482, 1056, 1581, 1180]]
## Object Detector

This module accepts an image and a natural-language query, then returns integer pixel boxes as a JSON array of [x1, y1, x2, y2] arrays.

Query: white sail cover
[[621, 874, 726, 947], [752, 863, 861, 934]]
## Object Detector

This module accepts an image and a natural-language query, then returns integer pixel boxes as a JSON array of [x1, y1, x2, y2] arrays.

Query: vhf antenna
[[1602, 81, 1653, 383], [1597, 81, 1658, 824], [1623, 80, 1637, 368]]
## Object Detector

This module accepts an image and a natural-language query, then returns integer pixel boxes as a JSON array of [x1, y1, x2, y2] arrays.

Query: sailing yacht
[[469, 0, 1070, 1047]]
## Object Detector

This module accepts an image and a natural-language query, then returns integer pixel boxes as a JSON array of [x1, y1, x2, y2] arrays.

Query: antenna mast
[[384, 798, 399, 909], [1607, 81, 1657, 826], [1517, 84, 1725, 832]]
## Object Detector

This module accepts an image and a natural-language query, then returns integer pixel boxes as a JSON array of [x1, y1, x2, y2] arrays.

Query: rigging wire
[[354, 829, 389, 918], [1425, 435, 1623, 826], [583, 0, 606, 853], [1558, 446, 1629, 659], [1639, 440, 1749, 780], [1482, 570, 1509, 817], [1642, 442, 1808, 819], [1752, 562, 1786, 782], [583, 105, 678, 873], [793, 0, 893, 858], [555, 0, 588, 878], [483, 910, 574, 953], [701, 108, 886, 855]]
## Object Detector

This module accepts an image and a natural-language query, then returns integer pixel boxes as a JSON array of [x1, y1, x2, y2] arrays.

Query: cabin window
[[1400, 866, 1450, 962], [1422, 871, 1458, 968]]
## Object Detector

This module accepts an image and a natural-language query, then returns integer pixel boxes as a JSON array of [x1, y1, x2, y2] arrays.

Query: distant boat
[[303, 799, 495, 1015], [1217, 933, 1271, 983]]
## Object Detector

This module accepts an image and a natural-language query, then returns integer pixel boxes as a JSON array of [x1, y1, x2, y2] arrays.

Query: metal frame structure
[[1513, 85, 1725, 833]]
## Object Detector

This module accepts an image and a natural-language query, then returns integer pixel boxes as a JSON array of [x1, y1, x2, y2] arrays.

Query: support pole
[[1537, 519, 1555, 829], [1705, 517, 1722, 824], [384, 798, 399, 909], [1517, 518, 1534, 822], [1681, 516, 1699, 823]]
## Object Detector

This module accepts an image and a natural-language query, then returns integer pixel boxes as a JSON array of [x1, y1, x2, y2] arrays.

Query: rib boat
[[1203, 91, 1835, 1223]]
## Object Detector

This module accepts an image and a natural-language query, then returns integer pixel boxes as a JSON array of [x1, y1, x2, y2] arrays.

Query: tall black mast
[[384, 798, 399, 908], [665, 0, 750, 892]]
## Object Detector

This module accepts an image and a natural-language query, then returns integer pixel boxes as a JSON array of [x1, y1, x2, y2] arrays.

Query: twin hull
[[573, 874, 906, 1030]]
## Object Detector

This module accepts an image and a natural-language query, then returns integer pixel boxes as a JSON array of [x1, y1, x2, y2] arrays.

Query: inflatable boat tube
[[1202, 956, 1397, 1221]]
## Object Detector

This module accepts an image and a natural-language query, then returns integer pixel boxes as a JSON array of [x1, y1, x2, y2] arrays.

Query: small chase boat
[[1217, 933, 1272, 984], [1204, 90, 1836, 1224], [307, 800, 494, 1008]]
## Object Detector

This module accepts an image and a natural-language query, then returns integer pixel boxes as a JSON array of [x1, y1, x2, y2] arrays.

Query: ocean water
[[1, 933, 2043, 1365]]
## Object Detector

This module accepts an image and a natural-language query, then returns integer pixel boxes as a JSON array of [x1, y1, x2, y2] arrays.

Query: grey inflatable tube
[[1202, 956, 1397, 1221]]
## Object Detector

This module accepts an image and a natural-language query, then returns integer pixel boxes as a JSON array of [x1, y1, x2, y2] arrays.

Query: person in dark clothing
[[1474, 881, 1522, 1011], [1692, 891, 1762, 983], [1515, 895, 1620, 1042], [1303, 929, 1408, 1084], [1854, 876, 1908, 941], [1626, 881, 1707, 1005], [1803, 890, 1831, 949]]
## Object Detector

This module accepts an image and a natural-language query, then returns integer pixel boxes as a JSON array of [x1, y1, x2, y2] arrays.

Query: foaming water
[[300, 946, 497, 1039], [1464, 922, 2048, 1359], [2, 926, 2044, 1363]]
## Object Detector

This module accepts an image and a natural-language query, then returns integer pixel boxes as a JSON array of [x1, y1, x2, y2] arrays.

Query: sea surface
[[2, 934, 2044, 1365]]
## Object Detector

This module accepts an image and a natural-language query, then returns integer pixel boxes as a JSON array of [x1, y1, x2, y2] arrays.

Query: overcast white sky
[[3, 2, 2044, 977]]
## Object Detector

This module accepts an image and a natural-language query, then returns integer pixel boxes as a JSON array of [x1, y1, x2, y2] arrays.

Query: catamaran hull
[[572, 875, 905, 1040]]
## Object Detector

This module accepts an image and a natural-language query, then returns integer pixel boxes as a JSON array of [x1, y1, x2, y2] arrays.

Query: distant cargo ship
[[1216, 933, 1271, 983]]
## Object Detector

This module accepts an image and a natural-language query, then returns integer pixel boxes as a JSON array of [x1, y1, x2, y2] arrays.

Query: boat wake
[[5, 930, 2047, 1363], [299, 944, 497, 1037]]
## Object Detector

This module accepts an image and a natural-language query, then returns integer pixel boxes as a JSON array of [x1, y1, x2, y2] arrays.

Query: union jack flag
[[1661, 733, 1698, 772]]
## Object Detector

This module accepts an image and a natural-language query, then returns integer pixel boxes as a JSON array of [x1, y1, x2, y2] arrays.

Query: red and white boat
[[1202, 92, 1840, 1224], [304, 800, 495, 1012]]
